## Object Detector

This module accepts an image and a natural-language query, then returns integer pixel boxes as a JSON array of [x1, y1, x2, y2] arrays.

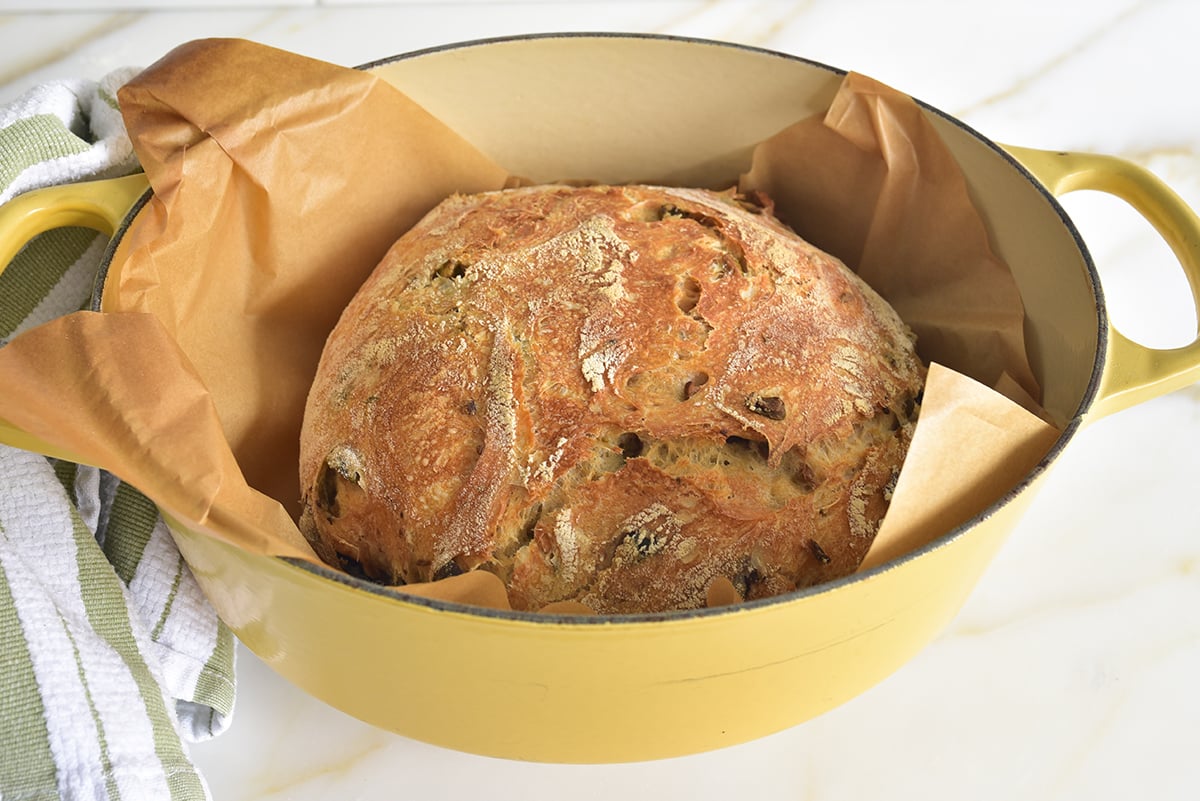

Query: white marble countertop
[[3, 2, 1199, 799]]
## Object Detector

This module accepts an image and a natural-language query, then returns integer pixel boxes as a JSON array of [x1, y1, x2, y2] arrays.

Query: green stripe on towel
[[103, 483, 160, 587], [52, 459, 78, 501], [0, 226, 97, 339], [151, 551, 186, 641], [0, 114, 92, 190], [69, 509, 208, 800], [0, 528, 60, 795], [98, 87, 121, 113], [59, 608, 122, 801], [194, 618, 236, 726]]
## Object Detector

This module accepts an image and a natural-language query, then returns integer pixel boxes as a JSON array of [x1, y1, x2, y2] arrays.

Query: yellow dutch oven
[[2, 34, 1199, 763]]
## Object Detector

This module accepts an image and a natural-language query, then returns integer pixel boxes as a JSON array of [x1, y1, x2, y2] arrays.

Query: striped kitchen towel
[[0, 69, 232, 800]]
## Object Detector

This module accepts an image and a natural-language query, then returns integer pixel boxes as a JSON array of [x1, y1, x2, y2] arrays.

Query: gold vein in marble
[[0, 13, 142, 90], [947, 558, 1200, 640], [1118, 145, 1200, 162], [648, 0, 816, 47], [953, 3, 1144, 120], [257, 736, 392, 799]]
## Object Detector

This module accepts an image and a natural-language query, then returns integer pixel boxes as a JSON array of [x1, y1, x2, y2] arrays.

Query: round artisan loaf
[[298, 184, 925, 614]]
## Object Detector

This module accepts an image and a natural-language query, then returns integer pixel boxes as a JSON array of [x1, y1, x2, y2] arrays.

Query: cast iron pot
[[2, 34, 1198, 763]]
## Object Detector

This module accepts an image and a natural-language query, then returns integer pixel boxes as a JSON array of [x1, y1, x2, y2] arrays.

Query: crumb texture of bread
[[298, 184, 925, 613]]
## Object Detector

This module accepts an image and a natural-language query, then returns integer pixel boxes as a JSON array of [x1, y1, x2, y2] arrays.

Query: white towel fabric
[[0, 70, 140, 205], [0, 69, 232, 801]]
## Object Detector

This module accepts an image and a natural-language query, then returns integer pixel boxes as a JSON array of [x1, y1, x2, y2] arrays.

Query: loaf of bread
[[298, 184, 925, 613]]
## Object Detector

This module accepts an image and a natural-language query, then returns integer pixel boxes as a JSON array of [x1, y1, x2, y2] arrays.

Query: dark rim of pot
[[92, 31, 1108, 626]]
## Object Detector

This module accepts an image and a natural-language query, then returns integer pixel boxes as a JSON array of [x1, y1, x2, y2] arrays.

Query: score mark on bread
[[298, 184, 925, 613]]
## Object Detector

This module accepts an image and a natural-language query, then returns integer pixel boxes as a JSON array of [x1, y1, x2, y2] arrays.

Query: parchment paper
[[0, 39, 1060, 612]]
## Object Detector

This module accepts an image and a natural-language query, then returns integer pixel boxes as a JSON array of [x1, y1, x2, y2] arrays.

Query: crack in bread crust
[[298, 184, 925, 613]]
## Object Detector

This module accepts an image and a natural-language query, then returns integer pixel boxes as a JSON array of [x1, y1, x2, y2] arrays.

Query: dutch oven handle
[[1004, 145, 1200, 420], [0, 173, 150, 459], [0, 173, 150, 281]]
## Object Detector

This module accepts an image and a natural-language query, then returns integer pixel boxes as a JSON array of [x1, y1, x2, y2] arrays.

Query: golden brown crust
[[299, 184, 925, 613]]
